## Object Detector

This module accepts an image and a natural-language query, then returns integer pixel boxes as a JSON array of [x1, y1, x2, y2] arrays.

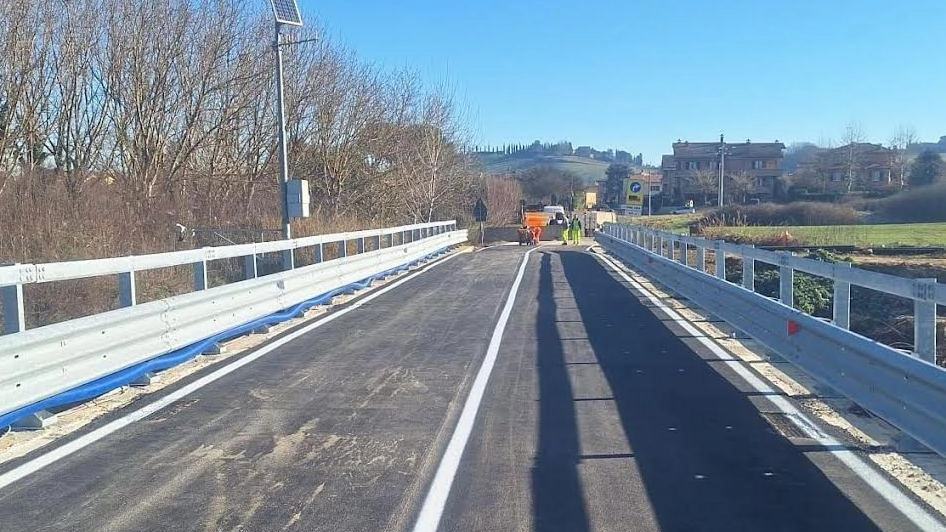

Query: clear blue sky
[[299, 0, 946, 165]]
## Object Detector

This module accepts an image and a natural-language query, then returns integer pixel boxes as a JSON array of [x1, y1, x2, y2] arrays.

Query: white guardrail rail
[[0, 221, 466, 427], [597, 223, 946, 458]]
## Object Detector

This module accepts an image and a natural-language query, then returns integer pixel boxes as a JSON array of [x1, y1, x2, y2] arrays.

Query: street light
[[268, 0, 303, 240], [717, 133, 731, 207]]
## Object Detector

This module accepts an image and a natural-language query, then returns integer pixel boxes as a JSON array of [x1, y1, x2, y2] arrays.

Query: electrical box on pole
[[286, 179, 310, 218]]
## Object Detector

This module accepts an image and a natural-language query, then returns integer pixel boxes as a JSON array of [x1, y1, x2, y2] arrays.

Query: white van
[[542, 205, 567, 225]]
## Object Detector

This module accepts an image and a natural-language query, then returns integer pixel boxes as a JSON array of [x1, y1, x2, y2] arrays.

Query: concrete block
[[12, 410, 59, 430], [130, 371, 160, 387], [202, 342, 227, 356]]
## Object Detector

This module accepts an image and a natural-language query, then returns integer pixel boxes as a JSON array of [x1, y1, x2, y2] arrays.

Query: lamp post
[[268, 0, 303, 240], [716, 134, 731, 207]]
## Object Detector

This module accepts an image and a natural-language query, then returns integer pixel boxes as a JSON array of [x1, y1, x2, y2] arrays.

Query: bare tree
[[289, 41, 390, 220], [727, 171, 754, 205], [688, 168, 718, 206], [0, 0, 56, 178], [390, 89, 475, 223], [482, 174, 522, 226], [889, 124, 917, 189], [841, 122, 866, 192], [0, 0, 478, 260], [47, 0, 112, 202]]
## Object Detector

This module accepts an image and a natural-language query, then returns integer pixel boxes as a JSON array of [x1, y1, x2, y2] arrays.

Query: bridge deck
[[0, 245, 940, 531]]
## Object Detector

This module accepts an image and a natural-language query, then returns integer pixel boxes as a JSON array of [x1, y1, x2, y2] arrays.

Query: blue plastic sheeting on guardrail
[[0, 246, 454, 430]]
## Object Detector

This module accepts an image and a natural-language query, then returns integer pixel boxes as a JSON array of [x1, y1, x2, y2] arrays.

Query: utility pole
[[275, 26, 291, 240], [648, 178, 653, 215], [717, 134, 729, 207]]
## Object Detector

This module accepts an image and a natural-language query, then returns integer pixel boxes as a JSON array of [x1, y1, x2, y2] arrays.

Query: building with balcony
[[661, 137, 785, 205]]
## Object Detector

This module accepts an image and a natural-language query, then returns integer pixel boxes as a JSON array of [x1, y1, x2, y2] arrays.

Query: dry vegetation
[[0, 0, 512, 266], [871, 182, 946, 223], [0, 0, 525, 328], [698, 202, 860, 228]]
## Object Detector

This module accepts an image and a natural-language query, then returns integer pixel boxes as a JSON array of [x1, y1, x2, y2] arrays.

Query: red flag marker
[[787, 320, 800, 335]]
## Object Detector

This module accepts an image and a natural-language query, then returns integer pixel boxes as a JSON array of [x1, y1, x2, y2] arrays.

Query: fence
[[0, 221, 465, 428], [597, 223, 946, 457]]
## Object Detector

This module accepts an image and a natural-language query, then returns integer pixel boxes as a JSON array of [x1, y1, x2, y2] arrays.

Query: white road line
[[412, 248, 537, 532], [0, 250, 468, 492], [593, 250, 946, 532]]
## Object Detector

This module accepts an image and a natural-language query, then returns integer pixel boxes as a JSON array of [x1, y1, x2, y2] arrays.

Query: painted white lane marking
[[412, 247, 537, 532], [593, 251, 946, 532], [0, 250, 468, 492]]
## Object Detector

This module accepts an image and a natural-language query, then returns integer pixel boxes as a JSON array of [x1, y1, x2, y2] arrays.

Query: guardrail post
[[742, 246, 755, 291], [914, 278, 938, 364], [779, 252, 793, 308], [282, 249, 294, 271], [118, 271, 137, 307], [313, 243, 323, 264], [194, 260, 208, 291], [1, 283, 26, 334], [680, 241, 688, 266], [376, 234, 383, 250], [714, 242, 726, 279], [244, 255, 258, 279], [338, 240, 348, 258], [357, 237, 366, 254], [696, 245, 706, 273], [658, 234, 664, 257], [833, 262, 852, 329], [387, 233, 394, 248]]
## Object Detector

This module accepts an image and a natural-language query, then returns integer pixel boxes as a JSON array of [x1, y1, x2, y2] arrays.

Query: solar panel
[[270, 0, 303, 26]]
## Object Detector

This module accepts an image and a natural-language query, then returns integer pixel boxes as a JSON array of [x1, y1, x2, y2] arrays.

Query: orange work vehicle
[[517, 212, 546, 245]]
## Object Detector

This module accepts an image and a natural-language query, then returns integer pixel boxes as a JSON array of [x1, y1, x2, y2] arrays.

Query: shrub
[[726, 252, 836, 316], [700, 202, 859, 227], [874, 182, 946, 223]]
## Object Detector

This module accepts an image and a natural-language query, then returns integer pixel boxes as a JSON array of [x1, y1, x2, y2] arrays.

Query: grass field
[[618, 214, 699, 233], [701, 222, 946, 247], [478, 154, 610, 182]]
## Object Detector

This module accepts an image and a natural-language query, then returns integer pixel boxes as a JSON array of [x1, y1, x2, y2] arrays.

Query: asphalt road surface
[[0, 245, 941, 532]]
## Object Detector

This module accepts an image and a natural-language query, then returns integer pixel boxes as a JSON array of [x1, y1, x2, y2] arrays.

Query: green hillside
[[477, 153, 610, 183]]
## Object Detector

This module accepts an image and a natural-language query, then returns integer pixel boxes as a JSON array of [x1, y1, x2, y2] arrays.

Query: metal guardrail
[[597, 224, 946, 457], [0, 221, 466, 426], [1, 221, 457, 334]]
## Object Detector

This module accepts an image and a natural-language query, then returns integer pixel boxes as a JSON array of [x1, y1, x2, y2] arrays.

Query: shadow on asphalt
[[530, 252, 591, 532], [529, 249, 883, 532]]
